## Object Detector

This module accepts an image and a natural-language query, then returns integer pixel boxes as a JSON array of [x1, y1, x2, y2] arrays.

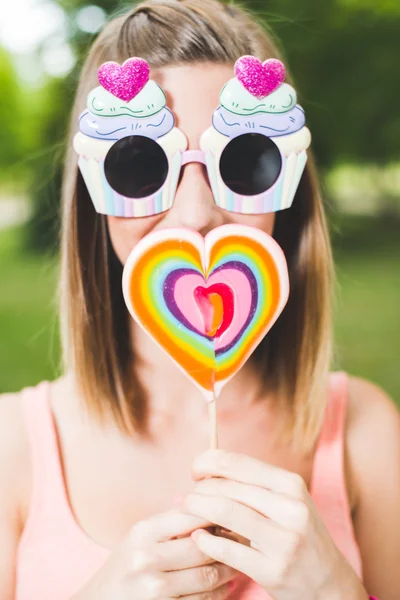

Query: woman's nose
[[162, 162, 225, 234]]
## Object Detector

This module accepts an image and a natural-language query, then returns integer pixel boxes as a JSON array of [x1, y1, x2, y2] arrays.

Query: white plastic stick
[[208, 392, 218, 449]]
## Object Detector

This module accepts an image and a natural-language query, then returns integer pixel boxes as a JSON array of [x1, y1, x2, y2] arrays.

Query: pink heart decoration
[[235, 56, 286, 99], [174, 270, 249, 347], [98, 57, 150, 102]]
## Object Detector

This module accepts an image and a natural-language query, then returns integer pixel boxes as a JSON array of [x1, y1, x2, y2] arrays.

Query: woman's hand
[[72, 508, 239, 600], [182, 450, 369, 600]]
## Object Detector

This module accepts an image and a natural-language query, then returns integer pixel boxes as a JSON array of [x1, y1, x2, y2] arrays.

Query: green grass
[[0, 227, 60, 394], [0, 221, 399, 404], [332, 214, 400, 402], [334, 254, 399, 401]]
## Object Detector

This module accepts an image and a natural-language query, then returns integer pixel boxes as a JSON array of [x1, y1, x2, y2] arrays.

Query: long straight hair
[[59, 0, 334, 454]]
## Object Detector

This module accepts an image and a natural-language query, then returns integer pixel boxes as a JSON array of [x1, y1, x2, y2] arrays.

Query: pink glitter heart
[[98, 57, 150, 102], [234, 56, 286, 99]]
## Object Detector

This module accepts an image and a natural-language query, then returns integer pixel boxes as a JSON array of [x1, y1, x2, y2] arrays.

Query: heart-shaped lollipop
[[123, 225, 289, 401], [235, 56, 286, 99], [98, 57, 150, 102]]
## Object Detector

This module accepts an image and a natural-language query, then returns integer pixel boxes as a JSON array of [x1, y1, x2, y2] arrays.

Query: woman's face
[[107, 63, 275, 265]]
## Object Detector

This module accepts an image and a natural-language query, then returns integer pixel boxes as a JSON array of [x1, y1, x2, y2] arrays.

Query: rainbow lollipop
[[122, 224, 289, 446]]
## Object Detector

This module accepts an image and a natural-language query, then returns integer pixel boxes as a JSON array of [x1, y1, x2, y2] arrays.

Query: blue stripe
[[114, 195, 124, 216], [149, 259, 214, 357], [154, 189, 163, 214], [226, 187, 235, 211]]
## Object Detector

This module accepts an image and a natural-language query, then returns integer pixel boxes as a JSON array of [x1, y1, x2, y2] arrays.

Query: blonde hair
[[60, 0, 333, 453]]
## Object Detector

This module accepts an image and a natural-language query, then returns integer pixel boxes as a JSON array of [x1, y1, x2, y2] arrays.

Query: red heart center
[[194, 283, 234, 338]]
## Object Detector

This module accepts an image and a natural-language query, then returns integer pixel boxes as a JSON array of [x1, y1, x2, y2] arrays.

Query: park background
[[0, 0, 399, 402]]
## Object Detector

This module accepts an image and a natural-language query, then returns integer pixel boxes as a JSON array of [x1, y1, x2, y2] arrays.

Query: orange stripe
[[213, 237, 281, 382], [128, 239, 214, 391], [207, 293, 224, 337]]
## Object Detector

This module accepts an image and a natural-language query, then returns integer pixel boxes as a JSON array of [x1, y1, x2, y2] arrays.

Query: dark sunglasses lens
[[219, 133, 282, 196], [104, 135, 168, 198]]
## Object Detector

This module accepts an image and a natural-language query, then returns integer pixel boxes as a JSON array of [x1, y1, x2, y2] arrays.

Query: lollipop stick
[[208, 391, 218, 449], [208, 390, 220, 539]]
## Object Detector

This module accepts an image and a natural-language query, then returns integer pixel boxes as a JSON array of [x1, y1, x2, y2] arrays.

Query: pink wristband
[[369, 597, 379, 600]]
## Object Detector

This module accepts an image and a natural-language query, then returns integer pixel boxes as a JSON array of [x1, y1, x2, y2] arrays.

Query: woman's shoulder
[[0, 388, 33, 600], [344, 373, 400, 509], [340, 375, 400, 585], [0, 379, 64, 518], [0, 386, 34, 534], [0, 385, 34, 482], [0, 379, 50, 448], [346, 374, 400, 450]]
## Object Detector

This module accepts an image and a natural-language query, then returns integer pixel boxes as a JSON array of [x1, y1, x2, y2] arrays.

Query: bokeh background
[[0, 0, 399, 401]]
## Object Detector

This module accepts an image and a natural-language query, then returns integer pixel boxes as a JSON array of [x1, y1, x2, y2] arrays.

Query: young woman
[[1, 1, 399, 599]]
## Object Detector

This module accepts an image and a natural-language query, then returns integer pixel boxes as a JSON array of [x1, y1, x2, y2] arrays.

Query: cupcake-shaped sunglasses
[[74, 56, 311, 217]]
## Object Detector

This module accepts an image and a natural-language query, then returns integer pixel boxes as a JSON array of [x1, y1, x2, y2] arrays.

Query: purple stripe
[[211, 261, 258, 356], [163, 268, 208, 338], [162, 261, 258, 352]]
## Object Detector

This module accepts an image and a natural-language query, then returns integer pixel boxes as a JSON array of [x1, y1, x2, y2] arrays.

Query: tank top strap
[[310, 372, 363, 578], [19, 381, 70, 545], [320, 371, 348, 444], [311, 371, 349, 502]]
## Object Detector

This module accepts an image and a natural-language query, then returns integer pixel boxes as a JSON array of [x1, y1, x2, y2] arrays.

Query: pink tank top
[[15, 372, 362, 600]]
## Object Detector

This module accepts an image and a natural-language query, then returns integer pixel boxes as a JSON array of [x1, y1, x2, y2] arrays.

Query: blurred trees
[[0, 49, 25, 176], [247, 0, 400, 167], [2, 0, 399, 252], [27, 77, 75, 252]]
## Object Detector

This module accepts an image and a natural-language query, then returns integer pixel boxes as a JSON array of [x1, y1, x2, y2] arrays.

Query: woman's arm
[[348, 376, 400, 600], [0, 393, 27, 600]]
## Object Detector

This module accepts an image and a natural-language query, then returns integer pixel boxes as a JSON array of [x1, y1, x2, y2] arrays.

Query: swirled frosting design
[[78, 107, 174, 141], [80, 80, 174, 141], [214, 76, 305, 138], [213, 105, 305, 139]]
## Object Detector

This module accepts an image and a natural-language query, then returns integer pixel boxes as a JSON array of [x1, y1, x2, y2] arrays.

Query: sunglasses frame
[[75, 55, 310, 218], [77, 129, 304, 218]]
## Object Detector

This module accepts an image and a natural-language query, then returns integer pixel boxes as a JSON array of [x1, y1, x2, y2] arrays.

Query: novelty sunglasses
[[73, 55, 311, 217]]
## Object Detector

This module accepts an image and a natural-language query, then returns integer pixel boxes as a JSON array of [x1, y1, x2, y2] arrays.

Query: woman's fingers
[[181, 581, 232, 599], [190, 529, 267, 584], [214, 526, 251, 547], [130, 508, 213, 546], [192, 477, 311, 533], [182, 492, 286, 553], [162, 561, 238, 596], [192, 450, 309, 501], [143, 536, 215, 571]]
